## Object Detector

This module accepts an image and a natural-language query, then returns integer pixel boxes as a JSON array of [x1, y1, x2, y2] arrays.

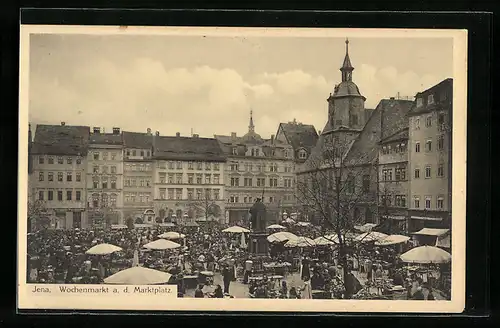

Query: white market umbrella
[[267, 231, 298, 243], [296, 221, 311, 227], [222, 226, 250, 233], [143, 239, 181, 250], [285, 236, 316, 248], [158, 231, 186, 240], [104, 266, 172, 285], [314, 236, 337, 246], [324, 232, 359, 244], [283, 218, 295, 224], [355, 231, 388, 243], [400, 246, 451, 264], [267, 224, 286, 230], [86, 243, 122, 255], [375, 234, 411, 246]]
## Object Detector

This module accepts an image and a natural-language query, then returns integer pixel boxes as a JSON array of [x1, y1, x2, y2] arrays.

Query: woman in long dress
[[300, 277, 313, 299]]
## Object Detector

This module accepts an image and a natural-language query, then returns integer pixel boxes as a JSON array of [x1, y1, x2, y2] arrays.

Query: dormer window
[[298, 149, 307, 159], [416, 97, 423, 107], [428, 94, 434, 105], [232, 147, 238, 155]]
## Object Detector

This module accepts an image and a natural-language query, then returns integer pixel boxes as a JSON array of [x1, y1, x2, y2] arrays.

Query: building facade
[[408, 78, 453, 232], [152, 133, 227, 224], [86, 127, 124, 227], [216, 112, 296, 225], [122, 130, 155, 225], [30, 123, 90, 229]]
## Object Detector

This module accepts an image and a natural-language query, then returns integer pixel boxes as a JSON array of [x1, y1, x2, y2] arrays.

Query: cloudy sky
[[28, 32, 453, 138]]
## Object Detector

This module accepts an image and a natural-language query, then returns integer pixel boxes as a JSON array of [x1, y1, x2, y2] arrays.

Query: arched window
[[298, 149, 307, 159], [92, 193, 99, 208], [101, 193, 109, 208], [110, 193, 117, 207]]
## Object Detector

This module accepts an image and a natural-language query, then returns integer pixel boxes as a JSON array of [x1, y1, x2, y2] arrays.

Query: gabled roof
[[89, 133, 123, 146], [408, 78, 453, 116], [153, 136, 226, 162], [278, 122, 319, 151], [122, 131, 153, 149], [380, 128, 409, 144], [344, 106, 382, 165], [378, 99, 413, 140], [32, 124, 90, 156]]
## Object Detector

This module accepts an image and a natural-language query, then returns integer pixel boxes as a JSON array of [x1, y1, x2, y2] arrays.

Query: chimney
[[112, 127, 120, 135], [231, 132, 237, 138], [146, 128, 152, 135], [271, 134, 275, 144], [155, 131, 160, 136], [93, 127, 100, 134], [61, 122, 66, 126], [176, 132, 180, 137], [390, 97, 395, 100], [193, 134, 199, 138]]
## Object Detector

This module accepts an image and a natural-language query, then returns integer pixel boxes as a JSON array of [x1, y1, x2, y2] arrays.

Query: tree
[[28, 197, 49, 231], [295, 132, 379, 298], [187, 190, 222, 224]]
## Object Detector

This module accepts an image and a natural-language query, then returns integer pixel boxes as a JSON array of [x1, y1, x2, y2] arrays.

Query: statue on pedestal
[[249, 198, 267, 233]]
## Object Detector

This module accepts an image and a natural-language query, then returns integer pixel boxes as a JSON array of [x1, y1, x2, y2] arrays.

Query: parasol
[[314, 236, 337, 246], [103, 266, 172, 285], [375, 234, 411, 246], [267, 231, 298, 243], [284, 236, 316, 248], [222, 226, 250, 233], [85, 243, 123, 255], [158, 232, 186, 240], [400, 246, 451, 264], [143, 239, 181, 250], [323, 232, 359, 244], [354, 231, 388, 243], [267, 224, 286, 230]]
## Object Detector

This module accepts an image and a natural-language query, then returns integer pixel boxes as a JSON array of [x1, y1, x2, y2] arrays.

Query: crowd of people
[[26, 220, 451, 300]]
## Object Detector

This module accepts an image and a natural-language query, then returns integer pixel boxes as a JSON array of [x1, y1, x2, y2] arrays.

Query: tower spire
[[340, 38, 354, 82], [249, 109, 255, 132]]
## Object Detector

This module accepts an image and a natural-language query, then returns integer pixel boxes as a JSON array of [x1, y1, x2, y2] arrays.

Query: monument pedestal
[[249, 232, 269, 256]]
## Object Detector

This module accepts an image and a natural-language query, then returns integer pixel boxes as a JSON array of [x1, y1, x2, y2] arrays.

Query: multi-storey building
[[86, 127, 124, 227], [122, 130, 155, 225], [275, 119, 319, 165], [152, 132, 227, 224], [376, 98, 414, 234], [408, 78, 453, 232], [30, 122, 90, 229], [216, 111, 296, 225]]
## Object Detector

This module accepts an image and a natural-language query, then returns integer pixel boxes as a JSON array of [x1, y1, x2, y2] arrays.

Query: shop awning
[[436, 234, 451, 248], [410, 216, 443, 221], [354, 223, 378, 232], [413, 228, 449, 236], [381, 215, 406, 221]]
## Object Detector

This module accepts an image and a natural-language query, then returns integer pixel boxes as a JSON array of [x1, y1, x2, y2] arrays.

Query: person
[[280, 281, 288, 299], [194, 284, 205, 298], [300, 277, 313, 299], [289, 286, 299, 299], [214, 284, 224, 298], [222, 264, 232, 295], [301, 257, 311, 282], [424, 283, 435, 300], [412, 286, 425, 300]]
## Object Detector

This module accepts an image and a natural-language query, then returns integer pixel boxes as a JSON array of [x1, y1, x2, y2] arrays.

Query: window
[[57, 157, 63, 164], [284, 178, 292, 188], [66, 190, 72, 201], [168, 162, 174, 169], [48, 157, 54, 164], [438, 164, 444, 177], [187, 189, 194, 200], [111, 152, 116, 160], [176, 161, 182, 169], [93, 152, 99, 160], [57, 191, 63, 201], [395, 168, 401, 181], [244, 177, 253, 187], [414, 168, 420, 179], [298, 150, 307, 159], [428, 94, 434, 104], [126, 150, 130, 157], [146, 179, 151, 187], [48, 190, 53, 201], [132, 150, 137, 156], [205, 162, 211, 170], [438, 135, 444, 150], [110, 194, 117, 207], [76, 190, 81, 201], [57, 172, 63, 182], [38, 191, 44, 200], [160, 188, 166, 200], [93, 176, 99, 189], [76, 157, 81, 165], [102, 177, 108, 189], [39, 172, 44, 181], [413, 196, 420, 208], [168, 174, 174, 184], [205, 174, 211, 184], [362, 175, 370, 192], [214, 163, 220, 170], [188, 162, 194, 170], [66, 172, 72, 182], [188, 174, 194, 184], [48, 172, 53, 181], [230, 163, 238, 171], [425, 116, 432, 127], [401, 195, 407, 207], [416, 97, 423, 107], [111, 166, 117, 174], [285, 166, 292, 173], [67, 157, 72, 164], [102, 152, 108, 160], [257, 178, 265, 187], [395, 195, 402, 207], [231, 177, 239, 187], [415, 142, 420, 153], [214, 174, 220, 184], [176, 174, 183, 184], [415, 118, 420, 130], [140, 150, 144, 157], [437, 196, 444, 209], [400, 168, 406, 180], [204, 189, 211, 200], [232, 148, 238, 155], [214, 189, 220, 200], [346, 175, 355, 193], [196, 162, 203, 170], [176, 189, 182, 200], [111, 178, 116, 189], [425, 166, 432, 178], [102, 166, 108, 174], [101, 193, 109, 207], [93, 166, 99, 174], [196, 189, 202, 200], [425, 196, 432, 209], [38, 156, 45, 164], [159, 173, 166, 184], [269, 178, 278, 187], [425, 140, 432, 152], [284, 150, 290, 158], [438, 113, 445, 127], [196, 174, 202, 184], [167, 189, 174, 200]]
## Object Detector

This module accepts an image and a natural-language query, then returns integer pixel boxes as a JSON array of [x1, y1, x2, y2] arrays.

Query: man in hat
[[222, 263, 233, 295]]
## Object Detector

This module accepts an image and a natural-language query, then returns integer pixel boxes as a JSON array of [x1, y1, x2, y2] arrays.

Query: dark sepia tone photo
[[19, 26, 466, 312]]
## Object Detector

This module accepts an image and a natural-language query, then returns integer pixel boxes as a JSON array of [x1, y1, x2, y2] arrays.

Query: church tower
[[324, 39, 367, 134]]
